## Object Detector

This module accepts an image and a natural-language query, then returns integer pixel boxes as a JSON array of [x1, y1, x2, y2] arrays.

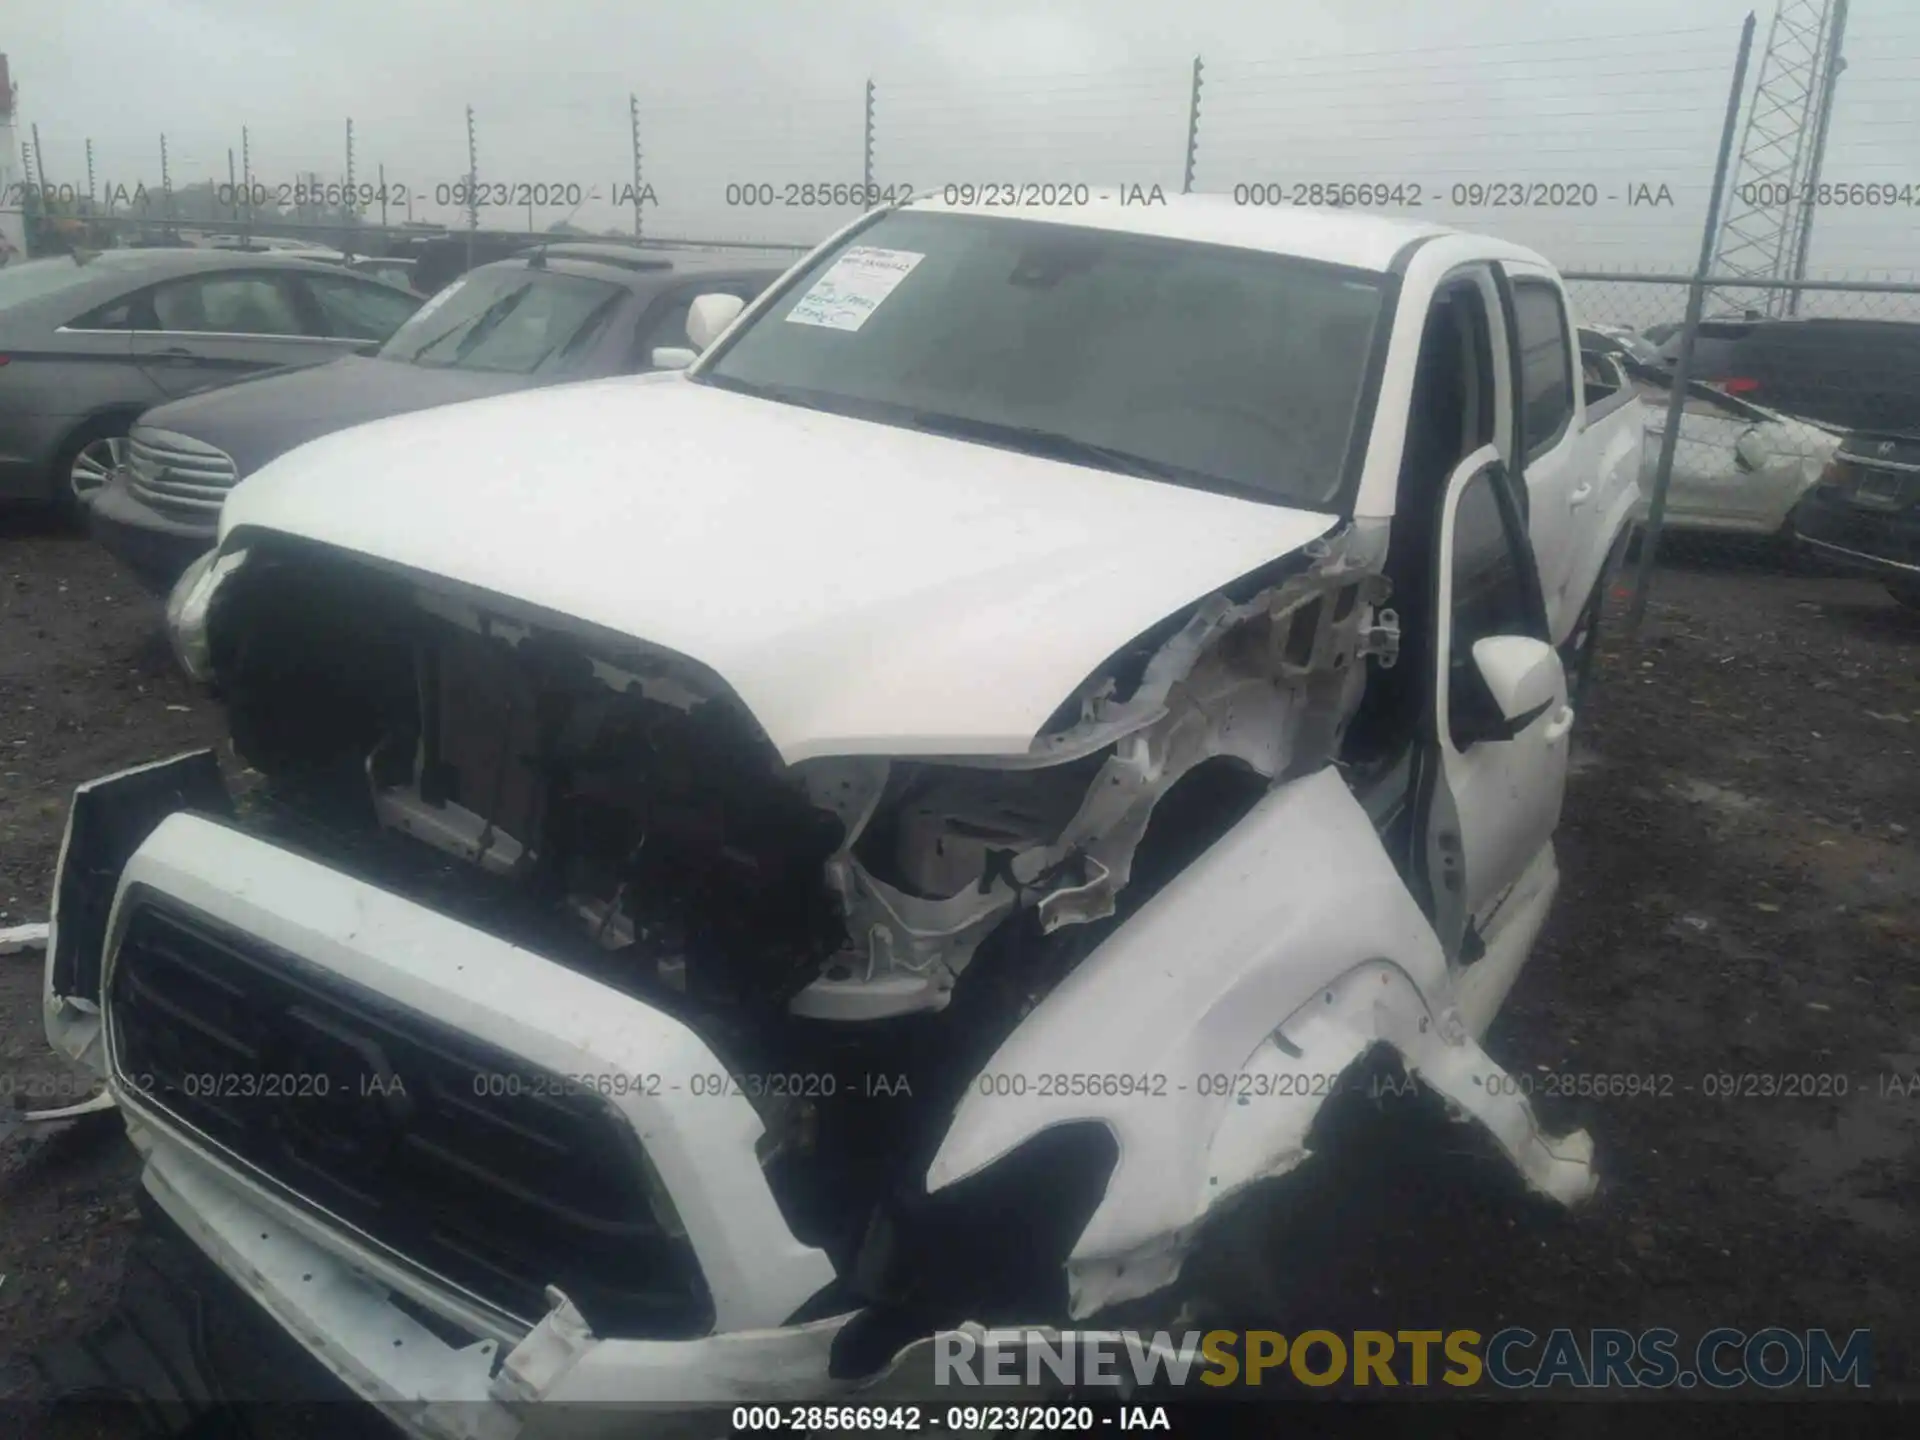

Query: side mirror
[[650, 346, 697, 372], [685, 292, 746, 351], [1463, 635, 1562, 743]]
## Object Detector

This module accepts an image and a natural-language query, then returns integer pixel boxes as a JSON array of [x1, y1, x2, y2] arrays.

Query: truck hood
[[146, 355, 538, 478], [220, 376, 1341, 763]]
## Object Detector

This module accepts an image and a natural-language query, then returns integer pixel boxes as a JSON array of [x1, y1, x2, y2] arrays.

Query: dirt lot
[[1, 515, 1916, 1425]]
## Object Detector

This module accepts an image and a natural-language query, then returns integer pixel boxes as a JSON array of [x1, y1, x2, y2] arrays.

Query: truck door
[[1411, 445, 1574, 965], [1491, 265, 1586, 643]]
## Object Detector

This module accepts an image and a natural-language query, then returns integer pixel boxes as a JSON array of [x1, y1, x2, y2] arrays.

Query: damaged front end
[[45, 522, 1595, 1424], [160, 525, 1398, 1031]]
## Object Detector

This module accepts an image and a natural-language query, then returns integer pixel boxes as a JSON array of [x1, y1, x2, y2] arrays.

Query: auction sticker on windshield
[[785, 247, 925, 332]]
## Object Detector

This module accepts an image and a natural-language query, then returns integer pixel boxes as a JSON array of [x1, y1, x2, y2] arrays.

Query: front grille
[[126, 428, 238, 518], [1836, 454, 1918, 514], [106, 896, 713, 1336]]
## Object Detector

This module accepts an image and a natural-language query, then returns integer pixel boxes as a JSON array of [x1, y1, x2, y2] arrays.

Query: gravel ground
[[1, 514, 1915, 1427], [1, 516, 225, 1414]]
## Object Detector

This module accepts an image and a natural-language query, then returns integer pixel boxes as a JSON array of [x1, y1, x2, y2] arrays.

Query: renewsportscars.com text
[[934, 1327, 1872, 1390]]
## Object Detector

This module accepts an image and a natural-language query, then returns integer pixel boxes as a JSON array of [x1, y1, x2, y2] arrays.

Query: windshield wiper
[[698, 377, 1288, 504], [695, 372, 903, 422], [899, 412, 1194, 485], [404, 286, 530, 367]]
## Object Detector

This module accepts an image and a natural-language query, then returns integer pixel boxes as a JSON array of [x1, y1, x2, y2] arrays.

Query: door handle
[[153, 346, 197, 362], [1569, 480, 1594, 506], [1543, 705, 1576, 742]]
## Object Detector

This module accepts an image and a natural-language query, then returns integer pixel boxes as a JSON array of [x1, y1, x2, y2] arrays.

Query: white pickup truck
[[44, 196, 1641, 1427]]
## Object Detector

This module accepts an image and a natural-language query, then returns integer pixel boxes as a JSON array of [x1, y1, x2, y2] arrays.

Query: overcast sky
[[6, 0, 1919, 277]]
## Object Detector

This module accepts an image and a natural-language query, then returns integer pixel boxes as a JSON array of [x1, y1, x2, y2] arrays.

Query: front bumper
[[86, 469, 216, 594], [53, 798, 1039, 1431], [124, 1128, 1069, 1437], [1791, 482, 1920, 582], [131, 1123, 867, 1438]]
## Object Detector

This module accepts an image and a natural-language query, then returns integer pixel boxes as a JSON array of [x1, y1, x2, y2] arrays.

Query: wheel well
[[40, 410, 142, 510], [54, 408, 144, 471], [826, 1122, 1121, 1377], [1010, 755, 1274, 999]]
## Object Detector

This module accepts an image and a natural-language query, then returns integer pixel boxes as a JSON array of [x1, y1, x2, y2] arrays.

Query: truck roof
[[903, 191, 1464, 273]]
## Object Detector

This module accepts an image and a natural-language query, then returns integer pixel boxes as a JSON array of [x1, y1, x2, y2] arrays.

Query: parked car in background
[[346, 255, 422, 292], [1580, 339, 1841, 541], [85, 244, 785, 589], [0, 249, 421, 509], [204, 236, 351, 264], [1655, 315, 1920, 435], [1792, 429, 1920, 609], [408, 233, 551, 298], [1578, 321, 1664, 369]]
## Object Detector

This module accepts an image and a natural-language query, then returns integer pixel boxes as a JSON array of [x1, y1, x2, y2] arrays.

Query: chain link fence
[[1565, 271, 1920, 588], [5, 10, 1917, 619]]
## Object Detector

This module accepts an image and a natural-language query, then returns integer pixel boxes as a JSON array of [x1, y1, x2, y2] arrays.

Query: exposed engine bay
[[205, 529, 1396, 1020], [188, 528, 1398, 1281]]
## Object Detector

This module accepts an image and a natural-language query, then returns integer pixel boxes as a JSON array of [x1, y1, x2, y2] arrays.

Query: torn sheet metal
[[925, 765, 1597, 1317], [791, 532, 1396, 1018]]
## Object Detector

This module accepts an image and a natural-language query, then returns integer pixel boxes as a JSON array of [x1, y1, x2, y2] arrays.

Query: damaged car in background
[[41, 196, 1637, 1431], [1578, 329, 1841, 547]]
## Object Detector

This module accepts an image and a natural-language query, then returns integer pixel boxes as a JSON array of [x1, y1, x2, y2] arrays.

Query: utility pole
[[464, 104, 478, 270], [161, 133, 174, 233], [19, 143, 35, 252], [862, 79, 875, 193], [379, 161, 388, 231], [1183, 57, 1204, 195], [30, 122, 48, 193], [629, 92, 644, 239], [241, 125, 253, 240], [228, 149, 239, 224], [345, 116, 357, 244], [85, 138, 95, 208]]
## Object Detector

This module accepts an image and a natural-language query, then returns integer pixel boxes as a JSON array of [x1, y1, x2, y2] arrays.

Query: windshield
[[377, 266, 624, 373], [696, 211, 1386, 508]]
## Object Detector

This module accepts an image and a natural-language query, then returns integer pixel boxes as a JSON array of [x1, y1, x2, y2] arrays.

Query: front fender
[[926, 766, 1596, 1316]]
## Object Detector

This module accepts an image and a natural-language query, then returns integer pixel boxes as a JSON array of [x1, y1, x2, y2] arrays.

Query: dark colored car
[[1792, 429, 1920, 609], [346, 256, 422, 292], [0, 249, 423, 509], [1577, 324, 1664, 370], [1656, 316, 1920, 434], [409, 233, 557, 299], [88, 243, 787, 590]]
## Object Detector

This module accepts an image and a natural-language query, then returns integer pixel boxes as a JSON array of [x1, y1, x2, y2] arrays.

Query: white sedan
[[1581, 345, 1840, 538]]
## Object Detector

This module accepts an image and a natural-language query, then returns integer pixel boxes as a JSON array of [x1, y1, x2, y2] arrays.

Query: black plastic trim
[[49, 750, 232, 1002]]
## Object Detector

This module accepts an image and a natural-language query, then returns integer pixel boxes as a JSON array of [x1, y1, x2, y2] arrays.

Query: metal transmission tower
[[1707, 0, 1849, 318]]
